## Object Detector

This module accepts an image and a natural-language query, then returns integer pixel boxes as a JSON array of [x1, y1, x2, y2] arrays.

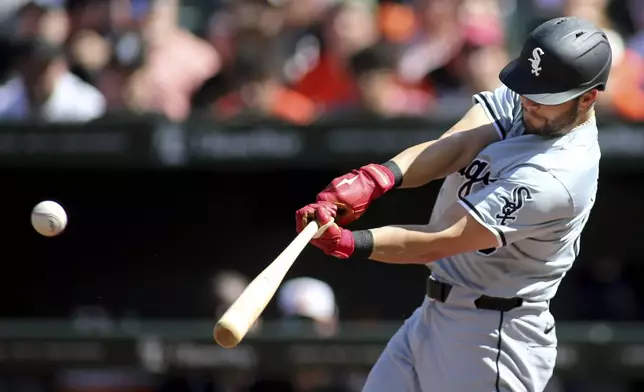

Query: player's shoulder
[[499, 116, 599, 165], [474, 83, 520, 108], [501, 140, 599, 214], [522, 121, 599, 172], [500, 163, 568, 193], [472, 83, 523, 140]]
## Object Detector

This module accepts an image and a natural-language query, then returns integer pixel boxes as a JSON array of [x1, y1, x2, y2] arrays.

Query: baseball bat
[[213, 218, 334, 348]]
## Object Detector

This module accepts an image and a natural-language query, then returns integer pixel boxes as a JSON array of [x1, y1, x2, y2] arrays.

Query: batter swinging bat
[[213, 218, 334, 348]]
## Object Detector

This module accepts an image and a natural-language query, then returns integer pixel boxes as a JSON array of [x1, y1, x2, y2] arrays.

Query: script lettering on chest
[[457, 159, 492, 199], [457, 159, 499, 256]]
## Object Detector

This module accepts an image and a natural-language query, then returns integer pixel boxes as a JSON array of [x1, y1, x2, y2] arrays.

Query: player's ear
[[578, 90, 598, 111]]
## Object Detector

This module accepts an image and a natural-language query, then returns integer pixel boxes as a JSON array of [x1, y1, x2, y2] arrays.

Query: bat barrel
[[214, 322, 241, 348], [212, 219, 331, 348]]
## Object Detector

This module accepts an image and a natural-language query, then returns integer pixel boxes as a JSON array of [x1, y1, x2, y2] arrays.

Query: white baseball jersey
[[428, 83, 600, 301]]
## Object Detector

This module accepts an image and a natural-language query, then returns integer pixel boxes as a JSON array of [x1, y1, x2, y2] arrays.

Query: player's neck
[[574, 107, 596, 130], [581, 107, 595, 123], [558, 107, 595, 137]]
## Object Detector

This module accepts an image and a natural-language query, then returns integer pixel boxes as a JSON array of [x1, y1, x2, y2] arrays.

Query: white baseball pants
[[361, 286, 557, 392]]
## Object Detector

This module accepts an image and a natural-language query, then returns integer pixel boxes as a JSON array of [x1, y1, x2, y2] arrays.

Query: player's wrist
[[350, 229, 374, 259], [380, 161, 404, 188], [360, 161, 403, 197]]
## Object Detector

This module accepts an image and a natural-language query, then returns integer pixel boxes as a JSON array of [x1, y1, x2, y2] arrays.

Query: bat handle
[[312, 218, 335, 239]]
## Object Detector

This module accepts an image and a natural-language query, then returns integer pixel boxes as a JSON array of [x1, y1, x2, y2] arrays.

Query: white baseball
[[31, 200, 68, 237]]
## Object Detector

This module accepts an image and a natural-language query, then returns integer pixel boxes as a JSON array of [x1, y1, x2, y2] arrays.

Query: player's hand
[[314, 163, 398, 226], [295, 201, 354, 259]]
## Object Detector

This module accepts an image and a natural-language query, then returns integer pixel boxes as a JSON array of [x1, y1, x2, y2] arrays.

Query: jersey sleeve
[[457, 165, 573, 248], [472, 84, 520, 141]]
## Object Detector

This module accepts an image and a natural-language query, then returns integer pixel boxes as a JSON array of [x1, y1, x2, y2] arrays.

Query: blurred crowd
[[0, 0, 643, 125]]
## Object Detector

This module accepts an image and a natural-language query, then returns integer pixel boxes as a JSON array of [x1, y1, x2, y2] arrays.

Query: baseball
[[31, 200, 68, 237]]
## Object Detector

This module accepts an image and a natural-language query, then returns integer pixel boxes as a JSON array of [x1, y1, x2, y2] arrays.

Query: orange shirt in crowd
[[378, 2, 417, 43], [611, 50, 644, 121]]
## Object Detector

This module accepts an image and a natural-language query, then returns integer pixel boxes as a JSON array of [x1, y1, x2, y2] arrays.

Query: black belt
[[426, 277, 523, 312]]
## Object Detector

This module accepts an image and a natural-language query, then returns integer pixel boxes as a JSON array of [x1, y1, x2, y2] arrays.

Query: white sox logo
[[457, 159, 493, 199], [529, 47, 545, 76], [495, 186, 533, 225]]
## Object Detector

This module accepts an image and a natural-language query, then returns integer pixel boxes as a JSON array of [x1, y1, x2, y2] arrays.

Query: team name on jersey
[[456, 158, 498, 256], [457, 159, 496, 199]]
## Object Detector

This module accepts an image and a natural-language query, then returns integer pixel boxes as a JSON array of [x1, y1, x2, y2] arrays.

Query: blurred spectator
[[627, 0, 644, 56], [67, 28, 111, 83], [197, 1, 289, 111], [205, 1, 288, 72], [610, 49, 644, 121], [275, 277, 360, 392], [562, 0, 626, 115], [333, 42, 432, 117], [211, 29, 317, 125], [15, 0, 69, 44], [397, 0, 467, 87], [292, 1, 379, 112], [65, 0, 113, 36], [131, 0, 220, 120], [378, 0, 417, 44], [0, 38, 105, 122], [280, 0, 337, 29], [396, 0, 507, 113], [462, 43, 509, 95], [609, 0, 644, 121], [96, 30, 145, 110], [427, 41, 509, 118], [212, 270, 251, 316], [277, 277, 339, 337]]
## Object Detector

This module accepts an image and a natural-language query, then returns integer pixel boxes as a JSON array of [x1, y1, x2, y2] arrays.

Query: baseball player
[[295, 17, 612, 392]]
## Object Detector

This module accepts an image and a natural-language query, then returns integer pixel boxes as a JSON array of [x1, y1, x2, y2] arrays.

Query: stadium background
[[0, 0, 643, 391]]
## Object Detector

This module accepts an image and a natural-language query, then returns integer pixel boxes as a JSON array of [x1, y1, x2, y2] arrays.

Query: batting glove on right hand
[[295, 201, 355, 259]]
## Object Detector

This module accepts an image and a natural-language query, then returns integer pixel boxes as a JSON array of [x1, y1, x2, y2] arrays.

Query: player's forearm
[[389, 104, 500, 189], [355, 225, 445, 264], [390, 134, 469, 189]]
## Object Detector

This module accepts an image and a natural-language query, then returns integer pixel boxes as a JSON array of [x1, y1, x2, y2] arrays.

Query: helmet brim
[[499, 58, 589, 106]]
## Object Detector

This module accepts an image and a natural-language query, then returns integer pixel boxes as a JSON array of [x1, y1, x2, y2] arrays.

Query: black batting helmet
[[499, 16, 612, 105]]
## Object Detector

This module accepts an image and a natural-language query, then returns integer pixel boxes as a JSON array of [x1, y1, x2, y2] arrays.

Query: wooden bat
[[213, 219, 334, 348]]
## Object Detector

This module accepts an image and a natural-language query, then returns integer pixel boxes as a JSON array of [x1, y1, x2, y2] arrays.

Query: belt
[[426, 277, 523, 312]]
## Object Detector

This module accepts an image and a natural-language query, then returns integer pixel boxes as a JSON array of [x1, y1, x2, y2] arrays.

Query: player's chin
[[528, 120, 563, 136], [523, 118, 547, 135]]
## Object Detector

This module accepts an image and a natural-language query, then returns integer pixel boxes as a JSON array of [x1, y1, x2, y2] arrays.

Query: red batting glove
[[295, 201, 355, 258], [315, 163, 398, 226]]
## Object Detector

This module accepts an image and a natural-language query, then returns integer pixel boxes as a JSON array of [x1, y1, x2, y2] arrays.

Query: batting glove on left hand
[[315, 163, 399, 226]]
